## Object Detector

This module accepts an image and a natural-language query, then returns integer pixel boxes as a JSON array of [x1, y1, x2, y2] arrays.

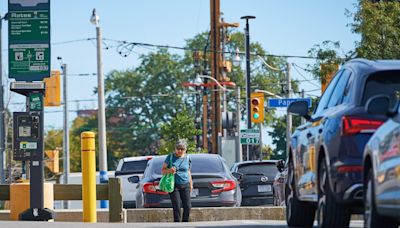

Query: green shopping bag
[[159, 154, 175, 193]]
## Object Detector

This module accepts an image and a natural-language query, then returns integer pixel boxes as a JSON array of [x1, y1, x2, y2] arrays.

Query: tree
[[306, 40, 347, 83], [104, 48, 192, 159], [159, 108, 202, 155], [349, 0, 400, 59], [268, 115, 301, 160]]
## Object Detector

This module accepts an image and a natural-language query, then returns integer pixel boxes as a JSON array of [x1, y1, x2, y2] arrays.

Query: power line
[[291, 63, 321, 88]]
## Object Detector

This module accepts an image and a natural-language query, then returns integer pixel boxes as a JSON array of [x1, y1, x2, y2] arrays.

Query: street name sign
[[8, 0, 50, 81], [240, 129, 260, 145], [268, 98, 312, 108]]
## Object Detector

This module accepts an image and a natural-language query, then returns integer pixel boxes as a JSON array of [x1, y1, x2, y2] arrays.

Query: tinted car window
[[191, 157, 224, 173], [314, 70, 343, 116], [150, 156, 225, 175], [362, 70, 400, 108], [238, 163, 277, 176], [342, 74, 353, 104], [121, 160, 149, 173], [327, 69, 351, 108]]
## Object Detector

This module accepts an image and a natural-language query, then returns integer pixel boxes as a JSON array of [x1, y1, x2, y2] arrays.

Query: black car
[[230, 160, 277, 206], [136, 154, 241, 208], [286, 59, 400, 227]]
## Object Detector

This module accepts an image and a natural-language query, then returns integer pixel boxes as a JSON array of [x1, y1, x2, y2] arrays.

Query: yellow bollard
[[81, 131, 97, 223]]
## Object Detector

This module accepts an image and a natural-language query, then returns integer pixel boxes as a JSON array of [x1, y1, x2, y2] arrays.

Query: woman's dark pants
[[169, 183, 191, 222]]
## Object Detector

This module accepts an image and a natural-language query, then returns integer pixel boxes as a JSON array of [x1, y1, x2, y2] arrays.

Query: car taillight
[[143, 182, 168, 195], [337, 165, 363, 173], [342, 116, 384, 135], [211, 180, 236, 193]]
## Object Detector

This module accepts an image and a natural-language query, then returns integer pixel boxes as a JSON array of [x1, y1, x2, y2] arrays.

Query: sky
[[0, 0, 359, 133]]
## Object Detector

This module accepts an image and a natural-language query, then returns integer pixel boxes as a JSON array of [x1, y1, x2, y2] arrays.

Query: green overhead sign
[[8, 0, 50, 81]]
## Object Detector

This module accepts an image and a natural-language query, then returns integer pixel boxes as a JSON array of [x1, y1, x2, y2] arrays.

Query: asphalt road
[[0, 220, 364, 228]]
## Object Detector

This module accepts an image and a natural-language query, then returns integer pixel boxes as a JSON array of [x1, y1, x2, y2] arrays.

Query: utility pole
[[210, 0, 221, 154], [0, 13, 6, 184], [236, 87, 242, 162], [241, 15, 255, 160], [286, 62, 292, 158], [62, 63, 69, 209], [91, 9, 108, 193]]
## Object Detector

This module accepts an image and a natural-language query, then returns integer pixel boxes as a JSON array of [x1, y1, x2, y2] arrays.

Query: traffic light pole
[[241, 16, 255, 161]]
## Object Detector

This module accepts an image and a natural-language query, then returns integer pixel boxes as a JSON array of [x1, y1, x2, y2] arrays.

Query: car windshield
[[121, 160, 149, 173], [238, 163, 277, 176], [362, 70, 400, 107], [150, 155, 225, 175]]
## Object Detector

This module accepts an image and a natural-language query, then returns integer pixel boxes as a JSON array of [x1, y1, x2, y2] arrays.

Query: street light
[[90, 9, 108, 207]]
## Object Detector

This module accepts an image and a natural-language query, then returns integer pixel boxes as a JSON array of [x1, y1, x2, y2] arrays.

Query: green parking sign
[[29, 93, 43, 111], [8, 0, 50, 81]]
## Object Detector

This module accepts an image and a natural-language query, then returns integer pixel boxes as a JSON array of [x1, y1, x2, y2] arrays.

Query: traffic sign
[[8, 0, 51, 81], [29, 93, 43, 111], [240, 129, 260, 145], [268, 98, 312, 108]]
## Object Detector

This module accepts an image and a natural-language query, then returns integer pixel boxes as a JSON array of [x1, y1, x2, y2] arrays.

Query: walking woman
[[161, 139, 193, 222]]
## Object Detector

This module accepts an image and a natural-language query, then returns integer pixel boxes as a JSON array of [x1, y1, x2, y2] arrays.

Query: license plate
[[191, 188, 199, 198], [258, 185, 271, 192]]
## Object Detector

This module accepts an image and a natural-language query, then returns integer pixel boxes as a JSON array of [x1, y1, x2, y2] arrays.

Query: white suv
[[115, 156, 153, 208]]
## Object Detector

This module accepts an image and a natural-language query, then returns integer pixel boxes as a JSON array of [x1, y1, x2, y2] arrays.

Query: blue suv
[[286, 59, 400, 227]]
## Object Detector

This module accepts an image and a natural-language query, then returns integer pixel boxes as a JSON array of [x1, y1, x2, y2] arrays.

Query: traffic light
[[250, 92, 264, 124], [44, 70, 61, 107]]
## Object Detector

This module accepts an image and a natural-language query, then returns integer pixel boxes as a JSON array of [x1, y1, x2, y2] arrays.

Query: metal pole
[[95, 20, 108, 207], [259, 123, 262, 160], [62, 64, 69, 209], [301, 89, 306, 125], [0, 14, 5, 183], [286, 62, 292, 158], [241, 15, 255, 161], [236, 87, 242, 162]]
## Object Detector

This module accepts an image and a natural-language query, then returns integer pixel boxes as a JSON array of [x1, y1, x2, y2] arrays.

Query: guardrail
[[0, 177, 123, 223]]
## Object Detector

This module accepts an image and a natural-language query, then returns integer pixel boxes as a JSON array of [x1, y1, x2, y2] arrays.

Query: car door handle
[[307, 132, 312, 138]]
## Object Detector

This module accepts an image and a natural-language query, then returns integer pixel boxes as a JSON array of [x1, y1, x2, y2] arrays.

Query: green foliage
[[306, 40, 346, 83], [44, 129, 63, 151], [268, 114, 302, 159], [349, 0, 400, 59], [159, 108, 202, 155]]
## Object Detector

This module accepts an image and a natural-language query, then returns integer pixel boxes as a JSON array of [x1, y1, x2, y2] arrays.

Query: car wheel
[[317, 159, 350, 228], [286, 158, 316, 227], [364, 168, 398, 228]]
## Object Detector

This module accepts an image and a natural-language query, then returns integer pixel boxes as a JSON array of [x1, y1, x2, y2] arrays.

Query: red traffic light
[[251, 98, 259, 106]]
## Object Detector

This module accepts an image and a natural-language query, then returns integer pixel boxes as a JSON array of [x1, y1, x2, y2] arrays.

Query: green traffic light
[[253, 113, 259, 119]]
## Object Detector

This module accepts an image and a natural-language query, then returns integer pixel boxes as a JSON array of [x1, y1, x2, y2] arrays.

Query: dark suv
[[230, 160, 277, 206], [286, 59, 400, 227]]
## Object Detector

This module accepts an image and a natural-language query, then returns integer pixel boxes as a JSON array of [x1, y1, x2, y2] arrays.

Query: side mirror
[[232, 172, 242, 180], [365, 95, 390, 116], [288, 101, 311, 120], [128, 175, 140, 184]]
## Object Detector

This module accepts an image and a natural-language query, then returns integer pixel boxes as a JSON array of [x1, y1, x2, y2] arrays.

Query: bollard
[[81, 131, 97, 223]]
